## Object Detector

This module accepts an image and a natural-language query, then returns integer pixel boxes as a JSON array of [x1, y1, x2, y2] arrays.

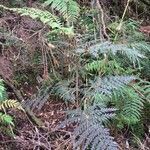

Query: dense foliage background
[[0, 0, 150, 149]]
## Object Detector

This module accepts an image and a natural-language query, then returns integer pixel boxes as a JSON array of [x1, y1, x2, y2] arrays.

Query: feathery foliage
[[136, 80, 150, 103], [142, 84, 150, 102], [50, 76, 135, 105], [44, 72, 140, 148], [57, 105, 118, 150], [0, 99, 23, 111], [0, 112, 14, 125], [51, 80, 76, 103], [0, 80, 23, 126], [112, 87, 144, 126], [76, 41, 145, 66], [90, 76, 136, 95], [85, 59, 132, 75], [43, 0, 80, 22], [88, 77, 145, 126]]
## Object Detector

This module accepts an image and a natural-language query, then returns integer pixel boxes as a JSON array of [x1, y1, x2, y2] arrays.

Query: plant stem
[[114, 0, 131, 42]]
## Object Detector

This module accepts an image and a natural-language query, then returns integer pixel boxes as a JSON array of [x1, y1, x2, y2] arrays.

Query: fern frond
[[66, 0, 80, 21], [85, 59, 106, 72], [76, 41, 145, 65], [52, 80, 76, 102], [85, 59, 126, 75], [56, 105, 118, 150], [143, 85, 150, 102], [43, 0, 80, 21], [112, 87, 144, 125], [0, 5, 61, 29], [0, 100, 23, 111], [50, 76, 135, 105], [136, 80, 150, 103], [90, 76, 135, 95], [22, 83, 53, 110], [0, 112, 14, 125], [50, 26, 74, 36], [131, 42, 150, 53]]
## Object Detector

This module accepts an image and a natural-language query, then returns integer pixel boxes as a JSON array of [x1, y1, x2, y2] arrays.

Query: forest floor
[[0, 96, 140, 150], [0, 98, 77, 149]]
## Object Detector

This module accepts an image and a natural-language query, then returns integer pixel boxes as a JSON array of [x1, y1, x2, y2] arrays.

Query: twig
[[96, 0, 109, 40]]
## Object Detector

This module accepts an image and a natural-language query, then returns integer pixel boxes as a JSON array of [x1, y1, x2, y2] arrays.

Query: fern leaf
[[131, 42, 150, 53], [85, 59, 106, 72], [44, 0, 68, 15], [76, 41, 145, 65], [56, 105, 118, 150], [137, 80, 150, 103], [66, 0, 80, 21], [85, 59, 126, 75], [90, 76, 136, 95], [43, 0, 80, 21], [0, 100, 23, 111], [0, 112, 14, 125], [51, 80, 76, 103], [112, 87, 144, 125], [89, 125, 118, 150]]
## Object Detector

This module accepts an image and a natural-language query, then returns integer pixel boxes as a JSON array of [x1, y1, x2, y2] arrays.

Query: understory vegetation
[[0, 0, 150, 149]]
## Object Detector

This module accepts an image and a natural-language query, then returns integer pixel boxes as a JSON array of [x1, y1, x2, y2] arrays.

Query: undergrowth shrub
[[56, 106, 118, 150]]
